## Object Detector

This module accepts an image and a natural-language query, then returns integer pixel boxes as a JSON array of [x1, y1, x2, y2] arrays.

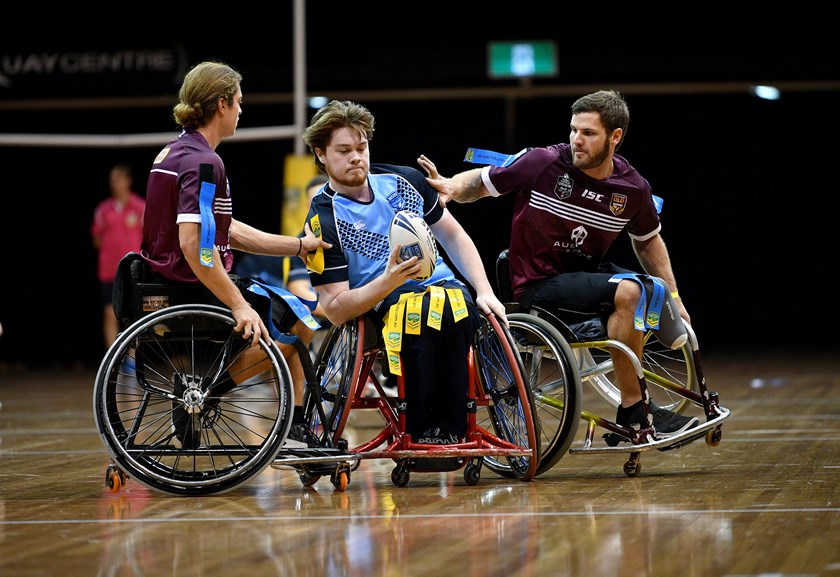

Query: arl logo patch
[[554, 173, 573, 199], [610, 193, 628, 216]]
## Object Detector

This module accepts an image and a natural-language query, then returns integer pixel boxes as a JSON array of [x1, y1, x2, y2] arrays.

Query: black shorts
[[519, 262, 636, 324]]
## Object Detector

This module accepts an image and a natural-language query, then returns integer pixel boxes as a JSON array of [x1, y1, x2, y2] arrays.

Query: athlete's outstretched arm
[[418, 155, 489, 208]]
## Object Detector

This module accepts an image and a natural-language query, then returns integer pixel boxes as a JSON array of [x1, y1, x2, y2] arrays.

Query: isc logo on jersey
[[388, 210, 438, 281]]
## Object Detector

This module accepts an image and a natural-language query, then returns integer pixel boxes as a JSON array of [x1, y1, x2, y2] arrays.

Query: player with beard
[[418, 89, 699, 439]]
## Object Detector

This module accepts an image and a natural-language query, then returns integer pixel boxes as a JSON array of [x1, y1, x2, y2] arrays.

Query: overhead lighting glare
[[750, 85, 781, 100]]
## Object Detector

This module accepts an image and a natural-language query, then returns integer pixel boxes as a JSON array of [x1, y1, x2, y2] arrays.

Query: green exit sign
[[488, 40, 558, 79]]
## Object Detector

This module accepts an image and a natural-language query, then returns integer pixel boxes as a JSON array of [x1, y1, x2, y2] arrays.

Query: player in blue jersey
[[302, 100, 506, 444], [418, 89, 699, 439], [141, 61, 331, 448]]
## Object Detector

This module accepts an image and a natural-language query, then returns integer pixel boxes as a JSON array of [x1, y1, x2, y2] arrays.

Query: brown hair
[[172, 61, 242, 130], [302, 100, 375, 172], [571, 90, 630, 149]]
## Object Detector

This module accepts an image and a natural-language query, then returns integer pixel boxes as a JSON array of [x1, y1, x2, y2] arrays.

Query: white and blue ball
[[388, 210, 438, 281]]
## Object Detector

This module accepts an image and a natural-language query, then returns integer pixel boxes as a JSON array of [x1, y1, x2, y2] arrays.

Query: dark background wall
[[1, 10, 838, 369]]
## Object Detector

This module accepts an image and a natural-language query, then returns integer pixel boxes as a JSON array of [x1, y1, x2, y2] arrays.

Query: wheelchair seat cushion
[[567, 317, 608, 341]]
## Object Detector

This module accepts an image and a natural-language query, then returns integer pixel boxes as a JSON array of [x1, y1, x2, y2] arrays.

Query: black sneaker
[[649, 401, 699, 438], [415, 427, 460, 445], [615, 400, 699, 440], [283, 422, 321, 449]]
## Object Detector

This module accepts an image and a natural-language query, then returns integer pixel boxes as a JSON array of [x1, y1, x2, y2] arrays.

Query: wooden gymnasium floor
[[1, 350, 839, 577]]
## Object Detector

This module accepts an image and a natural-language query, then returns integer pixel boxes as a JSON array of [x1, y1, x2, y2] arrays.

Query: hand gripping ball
[[388, 210, 438, 281]]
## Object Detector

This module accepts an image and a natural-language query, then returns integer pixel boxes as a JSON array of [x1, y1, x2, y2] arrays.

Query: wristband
[[671, 290, 680, 299], [298, 237, 303, 256]]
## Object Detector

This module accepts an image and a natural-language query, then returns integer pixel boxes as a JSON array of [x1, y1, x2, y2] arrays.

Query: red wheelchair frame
[[302, 312, 541, 487]]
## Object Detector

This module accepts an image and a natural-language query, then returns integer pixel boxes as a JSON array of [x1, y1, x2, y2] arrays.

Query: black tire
[[474, 314, 541, 481], [304, 320, 362, 446], [505, 313, 582, 476]]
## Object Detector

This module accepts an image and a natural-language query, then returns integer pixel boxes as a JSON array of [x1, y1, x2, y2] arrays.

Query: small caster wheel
[[705, 428, 722, 447], [332, 470, 349, 491], [464, 463, 481, 486], [105, 464, 125, 493], [297, 466, 320, 487], [391, 465, 410, 487], [623, 460, 641, 477]]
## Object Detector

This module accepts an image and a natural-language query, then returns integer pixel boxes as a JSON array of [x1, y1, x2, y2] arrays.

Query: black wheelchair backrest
[[495, 248, 607, 342], [495, 249, 513, 303], [112, 252, 219, 329]]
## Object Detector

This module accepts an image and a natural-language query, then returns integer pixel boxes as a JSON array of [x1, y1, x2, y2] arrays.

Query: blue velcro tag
[[199, 181, 216, 267], [652, 194, 663, 214], [463, 147, 527, 167], [610, 273, 665, 331], [245, 279, 321, 344]]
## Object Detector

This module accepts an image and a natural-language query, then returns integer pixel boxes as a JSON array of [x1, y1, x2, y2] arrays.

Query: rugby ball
[[388, 210, 438, 281]]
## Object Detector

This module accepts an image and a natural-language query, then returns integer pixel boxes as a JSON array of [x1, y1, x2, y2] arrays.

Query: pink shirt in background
[[91, 193, 146, 282]]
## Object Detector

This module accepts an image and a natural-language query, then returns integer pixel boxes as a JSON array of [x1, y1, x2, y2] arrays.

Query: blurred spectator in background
[[90, 163, 145, 349]]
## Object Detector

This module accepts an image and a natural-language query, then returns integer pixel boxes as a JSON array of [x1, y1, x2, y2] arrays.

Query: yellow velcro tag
[[446, 288, 468, 322], [405, 292, 423, 334], [427, 285, 445, 331], [382, 296, 412, 376], [304, 214, 325, 274], [383, 298, 407, 353], [387, 351, 402, 376]]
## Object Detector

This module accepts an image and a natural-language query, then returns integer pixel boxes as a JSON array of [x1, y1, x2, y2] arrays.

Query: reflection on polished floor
[[1, 351, 839, 577]]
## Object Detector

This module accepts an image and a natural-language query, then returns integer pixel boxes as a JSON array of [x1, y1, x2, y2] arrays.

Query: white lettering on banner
[[0, 49, 177, 87]]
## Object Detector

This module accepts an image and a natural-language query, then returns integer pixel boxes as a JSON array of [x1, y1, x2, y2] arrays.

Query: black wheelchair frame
[[94, 253, 356, 496]]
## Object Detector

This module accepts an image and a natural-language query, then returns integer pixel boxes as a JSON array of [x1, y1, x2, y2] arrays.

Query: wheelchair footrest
[[359, 446, 531, 460], [655, 429, 709, 452], [569, 405, 731, 455], [270, 447, 361, 468]]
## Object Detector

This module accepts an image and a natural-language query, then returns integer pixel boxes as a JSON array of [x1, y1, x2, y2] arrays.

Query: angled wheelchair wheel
[[577, 328, 698, 414], [505, 313, 582, 476], [305, 320, 363, 446], [474, 314, 541, 481], [93, 304, 294, 496]]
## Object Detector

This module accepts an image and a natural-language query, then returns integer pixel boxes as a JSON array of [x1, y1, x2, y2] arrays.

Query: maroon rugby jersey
[[483, 143, 660, 300], [141, 129, 234, 283]]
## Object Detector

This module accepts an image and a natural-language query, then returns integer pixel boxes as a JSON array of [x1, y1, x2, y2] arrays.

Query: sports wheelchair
[[292, 307, 541, 488], [495, 249, 730, 477], [93, 253, 357, 496]]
